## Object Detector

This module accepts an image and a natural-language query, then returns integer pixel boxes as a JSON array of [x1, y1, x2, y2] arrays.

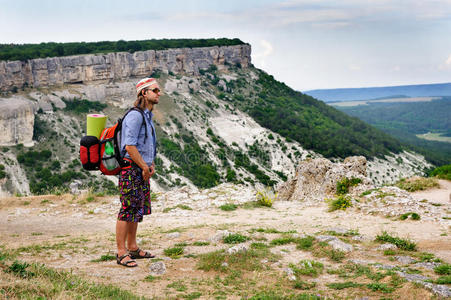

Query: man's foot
[[116, 253, 137, 267], [128, 248, 155, 259]]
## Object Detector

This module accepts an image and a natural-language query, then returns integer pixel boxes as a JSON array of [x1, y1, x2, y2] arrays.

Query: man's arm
[[125, 145, 152, 182]]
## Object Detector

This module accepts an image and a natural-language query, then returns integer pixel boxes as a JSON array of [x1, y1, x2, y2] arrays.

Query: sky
[[1, 0, 450, 90]]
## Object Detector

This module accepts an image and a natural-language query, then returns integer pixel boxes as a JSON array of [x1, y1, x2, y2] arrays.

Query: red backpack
[[79, 108, 148, 175]]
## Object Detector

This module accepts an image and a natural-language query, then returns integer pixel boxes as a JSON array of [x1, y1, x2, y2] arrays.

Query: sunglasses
[[146, 88, 160, 94]]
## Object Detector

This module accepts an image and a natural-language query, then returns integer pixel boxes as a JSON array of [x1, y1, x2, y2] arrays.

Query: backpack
[[79, 107, 148, 175]]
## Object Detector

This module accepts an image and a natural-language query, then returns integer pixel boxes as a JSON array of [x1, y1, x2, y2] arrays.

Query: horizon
[[0, 0, 450, 90]]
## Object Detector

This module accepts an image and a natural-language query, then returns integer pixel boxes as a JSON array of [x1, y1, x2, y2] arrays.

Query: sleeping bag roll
[[86, 114, 107, 138]]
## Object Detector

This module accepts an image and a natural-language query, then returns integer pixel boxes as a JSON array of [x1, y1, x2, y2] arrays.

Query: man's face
[[144, 84, 161, 106]]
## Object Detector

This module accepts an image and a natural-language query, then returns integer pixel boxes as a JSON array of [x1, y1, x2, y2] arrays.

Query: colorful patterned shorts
[[118, 167, 151, 222]]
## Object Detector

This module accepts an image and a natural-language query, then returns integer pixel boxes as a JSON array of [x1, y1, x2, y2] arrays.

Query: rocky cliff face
[[0, 45, 251, 91], [0, 97, 36, 146]]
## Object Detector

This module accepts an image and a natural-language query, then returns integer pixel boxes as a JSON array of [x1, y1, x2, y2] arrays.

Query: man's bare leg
[[116, 220, 137, 266], [126, 222, 141, 253]]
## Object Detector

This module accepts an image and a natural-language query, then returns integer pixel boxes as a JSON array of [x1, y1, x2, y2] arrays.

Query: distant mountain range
[[304, 82, 451, 102]]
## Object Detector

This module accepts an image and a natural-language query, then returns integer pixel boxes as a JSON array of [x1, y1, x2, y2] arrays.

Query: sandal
[[128, 248, 155, 259], [116, 253, 137, 267]]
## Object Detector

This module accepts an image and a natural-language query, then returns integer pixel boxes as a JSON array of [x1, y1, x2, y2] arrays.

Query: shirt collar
[[143, 108, 152, 118]]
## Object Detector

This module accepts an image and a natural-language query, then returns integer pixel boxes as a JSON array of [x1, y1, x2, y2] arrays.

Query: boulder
[[278, 156, 372, 202]]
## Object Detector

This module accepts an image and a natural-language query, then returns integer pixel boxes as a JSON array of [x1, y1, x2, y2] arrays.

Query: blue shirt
[[120, 108, 157, 166]]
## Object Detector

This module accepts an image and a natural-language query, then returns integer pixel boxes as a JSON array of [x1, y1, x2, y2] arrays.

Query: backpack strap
[[116, 107, 148, 168], [122, 107, 148, 139]]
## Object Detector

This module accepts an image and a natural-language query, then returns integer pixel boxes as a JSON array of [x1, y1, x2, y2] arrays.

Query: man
[[116, 77, 160, 267]]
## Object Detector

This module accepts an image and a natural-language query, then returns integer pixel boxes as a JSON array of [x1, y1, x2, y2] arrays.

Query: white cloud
[[348, 64, 361, 71], [252, 40, 274, 68], [447, 54, 451, 65]]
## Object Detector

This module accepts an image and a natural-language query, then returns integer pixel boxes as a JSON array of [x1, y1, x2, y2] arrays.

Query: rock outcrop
[[0, 97, 36, 146], [0, 45, 251, 92], [278, 156, 372, 202]]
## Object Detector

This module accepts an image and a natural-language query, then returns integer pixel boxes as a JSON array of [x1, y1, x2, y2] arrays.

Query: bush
[[219, 203, 237, 211], [328, 195, 353, 211], [256, 188, 277, 207], [336, 177, 362, 195], [434, 263, 451, 275], [223, 233, 249, 244], [429, 163, 451, 180], [296, 236, 315, 250], [399, 212, 421, 220], [375, 232, 416, 251], [163, 247, 184, 258]]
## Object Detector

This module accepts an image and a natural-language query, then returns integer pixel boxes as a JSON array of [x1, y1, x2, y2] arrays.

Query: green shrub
[[270, 236, 296, 246], [400, 212, 421, 220], [434, 263, 451, 275], [336, 177, 362, 195], [290, 260, 324, 277], [90, 254, 116, 262], [223, 234, 249, 244], [328, 195, 353, 211], [296, 236, 315, 250], [375, 232, 417, 251], [435, 275, 451, 284], [219, 203, 237, 211], [163, 247, 184, 258], [429, 164, 451, 180]]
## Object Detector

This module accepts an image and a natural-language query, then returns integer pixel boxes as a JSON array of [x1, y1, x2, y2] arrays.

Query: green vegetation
[[223, 233, 249, 244], [90, 254, 116, 262], [375, 232, 417, 251], [327, 281, 362, 290], [163, 247, 184, 258], [256, 188, 277, 207], [336, 177, 361, 195], [16, 149, 86, 194], [197, 247, 276, 273], [270, 236, 297, 246], [0, 38, 245, 61], [219, 203, 238, 211], [434, 263, 451, 275], [63, 98, 107, 114], [399, 212, 421, 221], [335, 97, 451, 165], [429, 163, 451, 180], [296, 236, 315, 250], [328, 195, 353, 211], [231, 71, 403, 159], [290, 260, 324, 277], [0, 164, 6, 179], [159, 136, 220, 188], [434, 275, 451, 284], [1, 259, 147, 299], [396, 177, 439, 192]]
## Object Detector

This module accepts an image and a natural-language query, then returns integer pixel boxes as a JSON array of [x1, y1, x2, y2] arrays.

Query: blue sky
[[1, 0, 450, 90]]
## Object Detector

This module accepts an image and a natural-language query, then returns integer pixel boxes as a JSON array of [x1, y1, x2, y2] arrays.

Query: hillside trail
[[0, 182, 450, 299]]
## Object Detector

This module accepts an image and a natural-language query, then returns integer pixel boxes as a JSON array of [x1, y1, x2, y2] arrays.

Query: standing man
[[116, 77, 160, 267]]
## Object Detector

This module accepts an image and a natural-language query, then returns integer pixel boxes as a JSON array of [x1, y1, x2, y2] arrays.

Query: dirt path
[[0, 183, 450, 299]]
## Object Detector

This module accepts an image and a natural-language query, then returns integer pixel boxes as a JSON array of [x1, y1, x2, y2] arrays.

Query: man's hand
[[149, 162, 155, 178], [142, 167, 151, 182]]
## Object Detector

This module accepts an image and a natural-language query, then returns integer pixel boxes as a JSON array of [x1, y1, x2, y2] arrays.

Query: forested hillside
[[230, 71, 403, 158], [335, 98, 451, 165], [0, 38, 245, 61]]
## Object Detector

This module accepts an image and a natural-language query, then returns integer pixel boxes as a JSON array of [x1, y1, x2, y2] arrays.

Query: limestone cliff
[[0, 45, 251, 91], [0, 97, 36, 146]]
